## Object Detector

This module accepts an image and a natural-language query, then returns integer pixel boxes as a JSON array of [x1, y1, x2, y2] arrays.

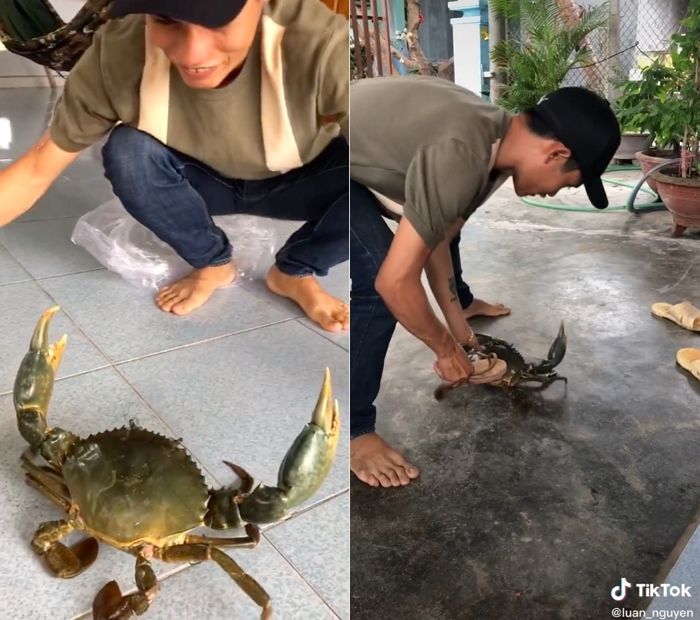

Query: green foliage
[[614, 63, 678, 147], [669, 0, 700, 176], [490, 0, 608, 112]]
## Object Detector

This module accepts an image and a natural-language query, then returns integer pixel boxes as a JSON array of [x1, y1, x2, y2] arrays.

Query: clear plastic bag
[[71, 198, 278, 290]]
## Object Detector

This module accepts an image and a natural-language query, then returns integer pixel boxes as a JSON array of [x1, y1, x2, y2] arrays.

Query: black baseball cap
[[530, 87, 621, 209], [110, 0, 248, 28]]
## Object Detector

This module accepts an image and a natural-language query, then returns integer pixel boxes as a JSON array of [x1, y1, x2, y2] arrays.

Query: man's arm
[[375, 216, 474, 383], [424, 219, 478, 348], [316, 13, 349, 139], [0, 132, 81, 227]]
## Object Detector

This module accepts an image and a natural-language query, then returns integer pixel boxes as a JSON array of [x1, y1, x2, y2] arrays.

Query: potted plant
[[613, 65, 675, 165], [650, 0, 700, 237], [614, 60, 682, 190], [490, 0, 608, 112]]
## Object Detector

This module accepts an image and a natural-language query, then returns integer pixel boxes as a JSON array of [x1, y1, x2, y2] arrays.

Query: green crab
[[14, 307, 340, 619], [435, 322, 567, 400]]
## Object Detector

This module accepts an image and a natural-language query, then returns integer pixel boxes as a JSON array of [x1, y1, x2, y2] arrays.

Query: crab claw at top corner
[[13, 306, 67, 447], [29, 306, 67, 369], [276, 368, 340, 506]]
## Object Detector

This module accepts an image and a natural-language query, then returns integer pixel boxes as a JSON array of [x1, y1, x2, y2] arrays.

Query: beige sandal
[[651, 301, 700, 332], [466, 352, 508, 385], [677, 348, 700, 381], [433, 352, 508, 400]]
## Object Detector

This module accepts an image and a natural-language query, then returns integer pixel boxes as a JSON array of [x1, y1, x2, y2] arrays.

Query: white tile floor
[[0, 88, 349, 620]]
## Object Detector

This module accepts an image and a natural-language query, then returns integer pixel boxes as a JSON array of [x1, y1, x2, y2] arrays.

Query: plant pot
[[635, 149, 677, 192], [651, 167, 700, 237], [614, 133, 652, 161]]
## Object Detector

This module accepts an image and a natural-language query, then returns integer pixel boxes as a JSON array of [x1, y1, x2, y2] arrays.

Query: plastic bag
[[71, 198, 278, 290]]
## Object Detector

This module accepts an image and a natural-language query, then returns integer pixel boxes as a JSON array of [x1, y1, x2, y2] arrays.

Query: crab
[[13, 306, 340, 619], [435, 322, 567, 399]]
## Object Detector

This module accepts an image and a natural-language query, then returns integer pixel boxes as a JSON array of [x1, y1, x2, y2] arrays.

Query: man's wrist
[[433, 330, 458, 358]]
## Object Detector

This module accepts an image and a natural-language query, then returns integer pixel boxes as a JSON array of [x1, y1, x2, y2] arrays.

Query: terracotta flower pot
[[652, 167, 700, 237], [635, 149, 678, 193], [614, 133, 652, 161]]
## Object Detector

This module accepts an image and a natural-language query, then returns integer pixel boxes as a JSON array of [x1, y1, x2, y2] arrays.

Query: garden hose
[[521, 163, 667, 213]]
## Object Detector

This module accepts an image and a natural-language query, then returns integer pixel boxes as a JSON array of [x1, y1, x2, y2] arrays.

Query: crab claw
[[13, 306, 67, 448], [546, 321, 567, 368], [238, 369, 340, 524]]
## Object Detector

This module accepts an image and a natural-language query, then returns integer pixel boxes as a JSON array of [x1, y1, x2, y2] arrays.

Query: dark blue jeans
[[350, 181, 474, 438], [102, 125, 348, 276]]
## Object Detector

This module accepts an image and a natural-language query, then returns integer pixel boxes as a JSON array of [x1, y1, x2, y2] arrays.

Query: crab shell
[[61, 426, 208, 548]]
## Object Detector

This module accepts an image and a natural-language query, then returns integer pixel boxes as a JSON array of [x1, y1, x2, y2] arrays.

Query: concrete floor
[[0, 88, 349, 620], [351, 171, 700, 619]]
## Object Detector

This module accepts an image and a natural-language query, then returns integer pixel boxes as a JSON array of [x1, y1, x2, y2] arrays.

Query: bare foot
[[351, 432, 420, 488], [156, 263, 237, 315], [463, 297, 511, 320], [266, 265, 348, 332]]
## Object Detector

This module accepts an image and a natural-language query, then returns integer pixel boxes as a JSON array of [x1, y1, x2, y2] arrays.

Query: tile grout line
[[0, 311, 299, 397], [264, 487, 350, 533], [295, 318, 349, 352], [262, 489, 349, 619], [109, 316, 302, 367]]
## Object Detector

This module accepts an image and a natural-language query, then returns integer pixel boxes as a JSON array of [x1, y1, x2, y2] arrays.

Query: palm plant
[[491, 0, 608, 112]]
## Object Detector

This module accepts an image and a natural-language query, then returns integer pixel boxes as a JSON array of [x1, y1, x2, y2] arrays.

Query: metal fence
[[350, 0, 690, 108], [350, 0, 396, 78], [554, 0, 689, 100]]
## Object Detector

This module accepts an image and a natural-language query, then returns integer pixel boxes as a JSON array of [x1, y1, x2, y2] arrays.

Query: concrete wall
[[421, 0, 455, 61]]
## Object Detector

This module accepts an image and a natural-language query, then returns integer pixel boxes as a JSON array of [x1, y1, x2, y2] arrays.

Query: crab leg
[[93, 554, 160, 620], [237, 369, 340, 525], [517, 376, 568, 391], [21, 449, 71, 506], [185, 523, 261, 548], [160, 544, 271, 619], [31, 520, 98, 579]]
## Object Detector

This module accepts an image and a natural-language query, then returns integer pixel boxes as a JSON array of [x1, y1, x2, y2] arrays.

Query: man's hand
[[434, 338, 474, 385], [0, 131, 80, 227]]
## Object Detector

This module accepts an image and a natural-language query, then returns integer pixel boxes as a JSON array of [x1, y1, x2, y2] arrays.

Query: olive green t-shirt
[[50, 0, 348, 180], [350, 76, 512, 248]]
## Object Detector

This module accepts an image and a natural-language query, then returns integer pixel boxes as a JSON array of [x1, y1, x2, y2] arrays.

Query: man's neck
[[492, 114, 523, 173], [216, 62, 245, 88]]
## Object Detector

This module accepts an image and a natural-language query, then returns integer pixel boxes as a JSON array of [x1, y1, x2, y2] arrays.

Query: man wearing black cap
[[0, 0, 349, 330], [349, 76, 621, 488]]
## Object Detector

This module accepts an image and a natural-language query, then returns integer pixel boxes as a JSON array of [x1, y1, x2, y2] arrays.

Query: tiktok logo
[[611, 578, 632, 601]]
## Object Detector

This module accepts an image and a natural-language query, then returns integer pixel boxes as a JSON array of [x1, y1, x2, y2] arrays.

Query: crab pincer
[[13, 305, 67, 449], [233, 368, 341, 524]]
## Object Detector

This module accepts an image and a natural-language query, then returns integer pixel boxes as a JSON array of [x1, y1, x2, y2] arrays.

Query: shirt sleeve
[[49, 27, 118, 152], [316, 14, 349, 139], [403, 140, 485, 248]]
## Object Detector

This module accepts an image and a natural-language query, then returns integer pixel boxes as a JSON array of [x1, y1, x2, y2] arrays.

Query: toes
[[354, 469, 380, 487], [171, 300, 198, 316], [156, 290, 183, 311], [394, 467, 411, 486], [156, 286, 173, 300], [387, 453, 420, 481], [386, 469, 402, 487], [376, 472, 393, 488], [406, 466, 420, 479]]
